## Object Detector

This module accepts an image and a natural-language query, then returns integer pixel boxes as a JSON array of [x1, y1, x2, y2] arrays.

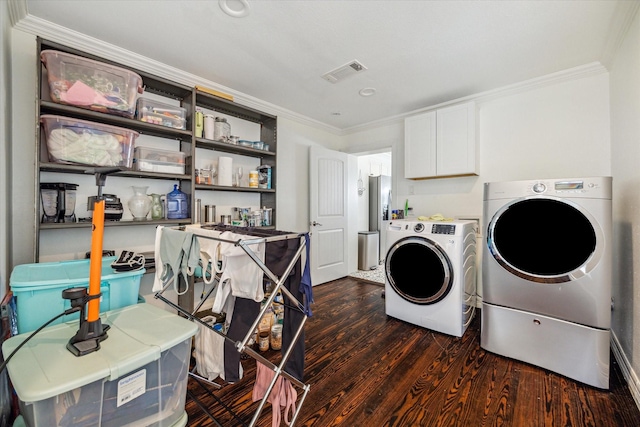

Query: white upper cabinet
[[404, 101, 477, 179], [404, 110, 436, 178]]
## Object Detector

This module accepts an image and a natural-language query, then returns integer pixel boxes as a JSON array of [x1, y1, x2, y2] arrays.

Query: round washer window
[[489, 198, 596, 280], [385, 236, 453, 304]]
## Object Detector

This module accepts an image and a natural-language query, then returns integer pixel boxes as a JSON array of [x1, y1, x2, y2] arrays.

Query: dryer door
[[385, 236, 453, 304], [487, 197, 602, 283]]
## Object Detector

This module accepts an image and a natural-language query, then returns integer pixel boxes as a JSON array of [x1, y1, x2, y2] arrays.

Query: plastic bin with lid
[[136, 97, 187, 129], [40, 49, 143, 117], [133, 146, 186, 174], [40, 114, 138, 168], [2, 303, 198, 427], [9, 256, 144, 333]]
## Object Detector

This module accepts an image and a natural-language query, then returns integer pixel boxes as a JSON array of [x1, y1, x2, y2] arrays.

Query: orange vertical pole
[[87, 199, 105, 322]]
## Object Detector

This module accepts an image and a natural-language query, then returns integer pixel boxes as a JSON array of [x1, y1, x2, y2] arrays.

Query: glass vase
[[128, 186, 151, 220]]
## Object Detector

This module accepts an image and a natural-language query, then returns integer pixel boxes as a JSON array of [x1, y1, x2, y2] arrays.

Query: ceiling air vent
[[322, 60, 368, 83]]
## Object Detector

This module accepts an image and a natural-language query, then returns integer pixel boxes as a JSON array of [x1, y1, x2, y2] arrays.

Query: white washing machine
[[385, 219, 477, 337], [482, 176, 612, 389]]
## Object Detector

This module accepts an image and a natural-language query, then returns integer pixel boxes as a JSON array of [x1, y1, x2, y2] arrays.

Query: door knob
[[311, 221, 323, 226]]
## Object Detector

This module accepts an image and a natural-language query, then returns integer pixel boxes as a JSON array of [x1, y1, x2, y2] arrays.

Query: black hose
[[0, 306, 81, 374]]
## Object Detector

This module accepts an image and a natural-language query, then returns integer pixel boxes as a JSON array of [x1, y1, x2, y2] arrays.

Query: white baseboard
[[611, 331, 640, 409]]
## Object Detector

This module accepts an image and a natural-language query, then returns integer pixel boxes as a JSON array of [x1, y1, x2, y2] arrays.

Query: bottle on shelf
[[167, 184, 188, 219]]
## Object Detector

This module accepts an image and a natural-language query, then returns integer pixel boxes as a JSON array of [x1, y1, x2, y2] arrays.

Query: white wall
[[610, 7, 640, 403], [0, 0, 10, 302], [9, 29, 37, 268], [275, 116, 341, 233]]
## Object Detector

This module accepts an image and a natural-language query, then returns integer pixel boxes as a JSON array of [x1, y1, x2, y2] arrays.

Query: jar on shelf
[[150, 193, 164, 220], [213, 117, 230, 142], [166, 184, 188, 219]]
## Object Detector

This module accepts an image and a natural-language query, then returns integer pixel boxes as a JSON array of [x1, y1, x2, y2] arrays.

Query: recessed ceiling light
[[219, 0, 251, 18], [359, 87, 376, 97]]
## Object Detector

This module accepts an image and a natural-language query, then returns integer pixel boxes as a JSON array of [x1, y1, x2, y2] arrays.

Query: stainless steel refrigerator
[[369, 175, 391, 263]]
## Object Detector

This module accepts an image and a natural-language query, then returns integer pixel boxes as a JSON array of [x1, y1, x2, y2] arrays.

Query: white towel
[[152, 226, 165, 292], [194, 316, 234, 382], [219, 231, 265, 302]]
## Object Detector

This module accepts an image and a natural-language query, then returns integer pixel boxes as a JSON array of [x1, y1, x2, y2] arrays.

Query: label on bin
[[117, 369, 146, 407]]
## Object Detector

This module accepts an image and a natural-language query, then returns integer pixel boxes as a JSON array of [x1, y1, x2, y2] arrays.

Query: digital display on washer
[[432, 224, 456, 235], [555, 181, 583, 191]]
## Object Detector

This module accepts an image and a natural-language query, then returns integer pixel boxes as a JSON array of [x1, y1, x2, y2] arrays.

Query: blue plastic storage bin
[[10, 256, 144, 333]]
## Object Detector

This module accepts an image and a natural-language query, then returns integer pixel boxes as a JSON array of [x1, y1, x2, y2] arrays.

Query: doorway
[[350, 150, 392, 283]]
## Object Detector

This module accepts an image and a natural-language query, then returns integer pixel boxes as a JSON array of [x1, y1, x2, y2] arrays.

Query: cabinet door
[[404, 111, 436, 179], [436, 101, 476, 176]]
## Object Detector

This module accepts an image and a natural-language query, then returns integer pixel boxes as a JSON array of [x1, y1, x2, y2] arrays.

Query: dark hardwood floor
[[185, 277, 640, 427]]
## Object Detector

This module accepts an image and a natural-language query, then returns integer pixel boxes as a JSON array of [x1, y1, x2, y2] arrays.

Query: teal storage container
[[10, 256, 144, 333]]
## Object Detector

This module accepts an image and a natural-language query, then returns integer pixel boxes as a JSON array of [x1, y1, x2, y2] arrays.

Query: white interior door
[[309, 146, 349, 285]]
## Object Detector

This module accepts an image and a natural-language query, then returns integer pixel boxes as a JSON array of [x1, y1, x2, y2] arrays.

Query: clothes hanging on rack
[[224, 296, 260, 382], [214, 230, 265, 312], [253, 361, 297, 427], [264, 233, 306, 382], [194, 315, 233, 382], [153, 226, 200, 295], [299, 233, 313, 316], [154, 225, 312, 426], [186, 225, 266, 308], [192, 226, 224, 284]]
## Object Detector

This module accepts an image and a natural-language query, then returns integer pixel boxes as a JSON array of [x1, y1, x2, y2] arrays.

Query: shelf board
[[195, 138, 275, 157], [40, 101, 193, 141], [39, 218, 192, 230], [195, 184, 275, 193], [39, 162, 191, 180]]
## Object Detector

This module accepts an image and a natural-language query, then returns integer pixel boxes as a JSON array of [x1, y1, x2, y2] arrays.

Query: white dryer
[[482, 176, 612, 389], [385, 220, 477, 337]]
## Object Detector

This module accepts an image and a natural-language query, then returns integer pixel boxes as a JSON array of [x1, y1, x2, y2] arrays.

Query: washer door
[[487, 197, 601, 283], [385, 236, 453, 304]]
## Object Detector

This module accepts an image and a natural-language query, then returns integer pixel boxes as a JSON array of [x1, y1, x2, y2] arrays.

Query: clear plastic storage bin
[[40, 50, 143, 117], [136, 98, 187, 129], [2, 303, 197, 427], [133, 147, 186, 174], [10, 256, 144, 333], [41, 114, 138, 168]]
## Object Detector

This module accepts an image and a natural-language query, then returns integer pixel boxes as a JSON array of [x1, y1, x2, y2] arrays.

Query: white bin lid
[[2, 303, 197, 402]]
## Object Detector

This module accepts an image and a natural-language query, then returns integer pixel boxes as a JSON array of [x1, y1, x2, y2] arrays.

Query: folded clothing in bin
[[41, 115, 138, 168], [9, 257, 144, 333]]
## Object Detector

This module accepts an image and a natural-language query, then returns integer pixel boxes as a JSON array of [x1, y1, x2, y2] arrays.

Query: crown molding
[[7, 0, 27, 27], [343, 61, 608, 135], [600, 1, 640, 69]]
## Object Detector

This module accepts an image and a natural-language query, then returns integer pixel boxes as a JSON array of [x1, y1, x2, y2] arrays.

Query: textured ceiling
[[19, 0, 634, 130]]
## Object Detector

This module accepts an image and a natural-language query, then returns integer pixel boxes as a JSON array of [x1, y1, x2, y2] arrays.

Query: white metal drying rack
[[154, 224, 311, 427]]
